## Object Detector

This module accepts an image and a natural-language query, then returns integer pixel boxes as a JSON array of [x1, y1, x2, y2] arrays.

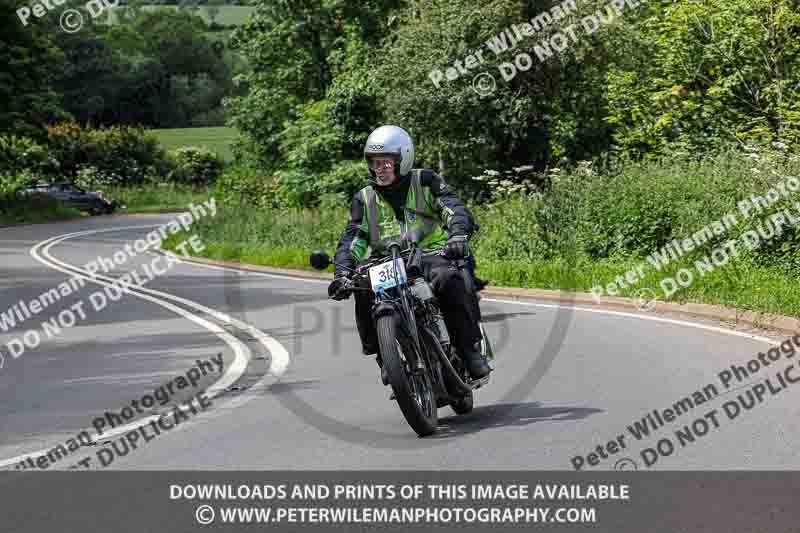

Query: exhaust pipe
[[422, 327, 472, 395]]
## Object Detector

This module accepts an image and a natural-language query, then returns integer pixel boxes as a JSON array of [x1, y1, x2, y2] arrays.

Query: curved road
[[0, 214, 795, 471]]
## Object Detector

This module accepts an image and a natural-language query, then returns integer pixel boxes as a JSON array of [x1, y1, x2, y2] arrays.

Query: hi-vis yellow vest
[[350, 169, 449, 261]]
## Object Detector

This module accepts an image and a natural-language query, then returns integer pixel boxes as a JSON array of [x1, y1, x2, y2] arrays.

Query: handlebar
[[354, 248, 444, 276]]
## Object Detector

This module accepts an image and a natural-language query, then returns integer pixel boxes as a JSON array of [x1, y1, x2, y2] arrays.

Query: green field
[[151, 126, 236, 162], [105, 5, 255, 26]]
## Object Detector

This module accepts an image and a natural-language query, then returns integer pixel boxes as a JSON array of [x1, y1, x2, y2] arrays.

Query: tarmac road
[[0, 214, 796, 471]]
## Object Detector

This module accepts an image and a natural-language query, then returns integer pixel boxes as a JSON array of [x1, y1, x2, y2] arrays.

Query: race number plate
[[369, 259, 408, 292]]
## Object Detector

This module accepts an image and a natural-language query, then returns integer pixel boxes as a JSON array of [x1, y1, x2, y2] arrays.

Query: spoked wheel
[[377, 314, 438, 437]]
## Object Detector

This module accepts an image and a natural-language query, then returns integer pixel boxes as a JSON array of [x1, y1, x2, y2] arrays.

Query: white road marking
[[1, 219, 780, 468], [38, 225, 289, 378], [170, 253, 779, 347], [481, 298, 778, 346], [0, 225, 288, 469]]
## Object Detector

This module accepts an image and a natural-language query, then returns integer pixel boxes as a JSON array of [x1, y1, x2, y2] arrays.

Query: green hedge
[[167, 147, 224, 185], [46, 122, 171, 186], [166, 146, 800, 317]]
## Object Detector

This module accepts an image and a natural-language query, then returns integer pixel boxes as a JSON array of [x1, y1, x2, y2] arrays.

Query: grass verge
[[161, 203, 800, 320], [108, 184, 214, 214], [0, 195, 82, 226]]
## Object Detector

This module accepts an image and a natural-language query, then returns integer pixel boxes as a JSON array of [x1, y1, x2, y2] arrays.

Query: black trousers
[[354, 254, 482, 356]]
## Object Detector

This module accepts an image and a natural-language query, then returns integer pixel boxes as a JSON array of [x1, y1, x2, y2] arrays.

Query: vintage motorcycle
[[310, 233, 494, 437]]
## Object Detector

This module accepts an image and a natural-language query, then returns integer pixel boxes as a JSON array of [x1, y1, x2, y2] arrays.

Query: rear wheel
[[377, 314, 437, 437]]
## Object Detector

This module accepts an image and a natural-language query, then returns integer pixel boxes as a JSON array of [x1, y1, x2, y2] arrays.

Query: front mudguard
[[371, 301, 422, 369], [371, 301, 398, 322]]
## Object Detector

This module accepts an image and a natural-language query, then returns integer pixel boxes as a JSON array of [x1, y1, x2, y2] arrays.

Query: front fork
[[371, 299, 425, 372]]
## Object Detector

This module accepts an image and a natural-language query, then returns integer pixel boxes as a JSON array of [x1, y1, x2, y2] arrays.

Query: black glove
[[327, 275, 351, 301], [442, 234, 470, 259]]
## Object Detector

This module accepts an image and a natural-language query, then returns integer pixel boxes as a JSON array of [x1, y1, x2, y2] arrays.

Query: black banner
[[3, 472, 800, 532]]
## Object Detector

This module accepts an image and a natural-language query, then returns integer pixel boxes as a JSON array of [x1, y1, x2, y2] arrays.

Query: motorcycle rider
[[328, 125, 491, 381]]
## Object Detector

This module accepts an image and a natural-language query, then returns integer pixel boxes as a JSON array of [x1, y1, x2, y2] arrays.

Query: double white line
[[0, 225, 289, 469]]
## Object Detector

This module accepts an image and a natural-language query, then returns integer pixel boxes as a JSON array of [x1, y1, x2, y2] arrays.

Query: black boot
[[462, 344, 490, 379]]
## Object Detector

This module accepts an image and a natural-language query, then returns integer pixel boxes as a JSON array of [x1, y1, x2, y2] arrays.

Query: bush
[[167, 147, 224, 185], [87, 126, 170, 185], [0, 169, 35, 197], [215, 162, 279, 208], [45, 122, 89, 177], [319, 159, 367, 201], [74, 165, 123, 190], [0, 134, 58, 178], [46, 122, 171, 186]]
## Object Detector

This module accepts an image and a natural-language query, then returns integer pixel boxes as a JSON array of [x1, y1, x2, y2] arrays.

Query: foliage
[[0, 0, 69, 138], [102, 182, 213, 213], [47, 122, 170, 185], [0, 135, 59, 178], [167, 146, 224, 184], [604, 0, 800, 156], [52, 6, 238, 128], [214, 162, 279, 208], [0, 169, 34, 197]]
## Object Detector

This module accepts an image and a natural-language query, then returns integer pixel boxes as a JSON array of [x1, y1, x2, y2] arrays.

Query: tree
[[226, 0, 403, 169], [0, 0, 68, 138], [605, 0, 800, 155]]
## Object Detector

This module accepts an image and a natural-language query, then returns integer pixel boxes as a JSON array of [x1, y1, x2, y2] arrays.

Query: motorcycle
[[310, 232, 494, 437]]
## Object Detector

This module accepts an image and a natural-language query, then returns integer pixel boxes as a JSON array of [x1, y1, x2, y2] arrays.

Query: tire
[[377, 314, 438, 437], [450, 389, 474, 415]]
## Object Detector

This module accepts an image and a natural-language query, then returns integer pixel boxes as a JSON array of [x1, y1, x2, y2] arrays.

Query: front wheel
[[377, 314, 437, 437]]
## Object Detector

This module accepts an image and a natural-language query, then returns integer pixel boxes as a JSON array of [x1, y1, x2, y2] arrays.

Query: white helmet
[[363, 125, 415, 178]]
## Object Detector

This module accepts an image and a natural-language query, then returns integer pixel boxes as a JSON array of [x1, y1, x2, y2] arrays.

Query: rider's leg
[[423, 255, 489, 379], [353, 279, 377, 355], [353, 279, 388, 385]]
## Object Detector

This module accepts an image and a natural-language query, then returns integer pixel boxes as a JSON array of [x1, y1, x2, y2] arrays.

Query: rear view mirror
[[310, 251, 331, 270]]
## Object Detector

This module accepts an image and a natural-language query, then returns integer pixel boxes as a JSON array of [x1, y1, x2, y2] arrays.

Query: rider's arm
[[420, 169, 477, 237], [333, 192, 370, 276]]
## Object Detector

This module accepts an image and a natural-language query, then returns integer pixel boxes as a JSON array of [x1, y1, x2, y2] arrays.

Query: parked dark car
[[23, 182, 121, 215]]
